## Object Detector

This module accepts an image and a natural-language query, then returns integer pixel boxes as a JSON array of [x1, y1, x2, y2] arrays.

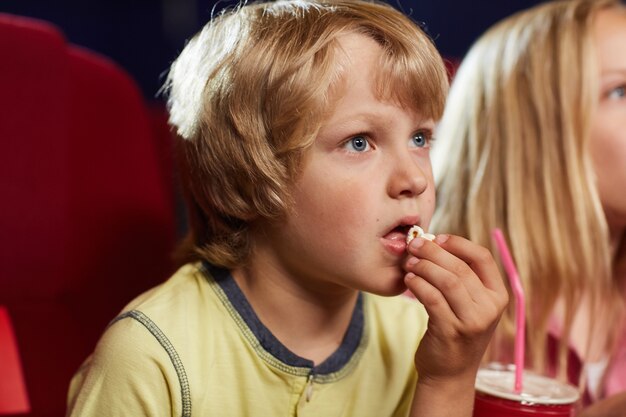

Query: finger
[[407, 237, 486, 300], [404, 272, 457, 326], [406, 257, 476, 320], [406, 237, 508, 321], [434, 235, 507, 295]]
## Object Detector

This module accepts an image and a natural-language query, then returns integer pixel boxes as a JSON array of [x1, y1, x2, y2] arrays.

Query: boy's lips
[[381, 216, 421, 256], [381, 227, 413, 256], [383, 229, 409, 241], [381, 233, 408, 256]]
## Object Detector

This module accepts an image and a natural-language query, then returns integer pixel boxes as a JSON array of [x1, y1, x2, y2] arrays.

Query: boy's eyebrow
[[326, 110, 434, 126], [324, 112, 396, 130], [318, 114, 435, 140]]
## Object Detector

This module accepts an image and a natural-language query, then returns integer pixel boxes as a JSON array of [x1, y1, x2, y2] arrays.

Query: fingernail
[[434, 234, 450, 244], [406, 257, 420, 267], [410, 237, 425, 249], [405, 272, 417, 281]]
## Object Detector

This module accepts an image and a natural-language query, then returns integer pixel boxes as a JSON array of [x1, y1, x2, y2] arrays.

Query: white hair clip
[[406, 225, 435, 245]]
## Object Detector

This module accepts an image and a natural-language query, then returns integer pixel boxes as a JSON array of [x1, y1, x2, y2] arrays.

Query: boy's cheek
[[421, 189, 436, 226]]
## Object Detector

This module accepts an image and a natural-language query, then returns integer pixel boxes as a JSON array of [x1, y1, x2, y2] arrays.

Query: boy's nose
[[386, 152, 429, 198]]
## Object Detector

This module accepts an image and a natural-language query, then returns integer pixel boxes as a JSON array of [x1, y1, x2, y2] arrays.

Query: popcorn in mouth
[[406, 225, 435, 245]]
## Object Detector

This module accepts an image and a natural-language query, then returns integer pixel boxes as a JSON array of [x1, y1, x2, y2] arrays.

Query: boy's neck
[[231, 259, 359, 366]]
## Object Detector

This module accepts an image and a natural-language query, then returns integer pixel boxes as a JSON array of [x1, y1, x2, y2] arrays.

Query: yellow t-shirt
[[67, 263, 428, 417]]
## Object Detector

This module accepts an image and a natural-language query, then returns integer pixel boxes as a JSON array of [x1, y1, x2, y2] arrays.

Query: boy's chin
[[366, 277, 409, 297]]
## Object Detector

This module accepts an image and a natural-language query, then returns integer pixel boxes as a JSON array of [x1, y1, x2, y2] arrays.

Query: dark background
[[1, 0, 546, 101]]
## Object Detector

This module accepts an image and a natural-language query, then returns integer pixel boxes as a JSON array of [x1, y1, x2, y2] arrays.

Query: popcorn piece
[[406, 225, 436, 245]]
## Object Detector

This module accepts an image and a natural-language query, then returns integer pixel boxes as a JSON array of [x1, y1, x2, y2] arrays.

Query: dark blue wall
[[1, 0, 545, 100]]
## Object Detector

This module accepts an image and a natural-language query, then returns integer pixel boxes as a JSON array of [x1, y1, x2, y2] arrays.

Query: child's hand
[[404, 234, 508, 384]]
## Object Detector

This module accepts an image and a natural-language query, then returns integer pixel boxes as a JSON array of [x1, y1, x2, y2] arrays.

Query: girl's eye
[[344, 135, 371, 152], [410, 131, 432, 148], [608, 85, 625, 100]]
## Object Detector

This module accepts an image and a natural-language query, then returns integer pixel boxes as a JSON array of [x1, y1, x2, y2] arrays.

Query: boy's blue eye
[[410, 131, 430, 148], [344, 136, 370, 152], [608, 85, 625, 100]]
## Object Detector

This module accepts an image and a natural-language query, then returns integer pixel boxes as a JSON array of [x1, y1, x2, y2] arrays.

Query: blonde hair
[[164, 0, 448, 268], [432, 0, 625, 384]]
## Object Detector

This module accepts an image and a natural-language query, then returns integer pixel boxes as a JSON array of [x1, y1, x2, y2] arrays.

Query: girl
[[431, 0, 626, 414]]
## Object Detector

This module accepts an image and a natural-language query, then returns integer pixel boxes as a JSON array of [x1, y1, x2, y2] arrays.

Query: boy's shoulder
[[122, 263, 209, 313], [105, 263, 222, 338], [112, 262, 223, 335], [68, 264, 213, 416], [87, 263, 226, 369]]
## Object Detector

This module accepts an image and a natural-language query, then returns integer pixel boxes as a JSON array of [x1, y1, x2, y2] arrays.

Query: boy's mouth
[[381, 224, 413, 256], [382, 224, 413, 242]]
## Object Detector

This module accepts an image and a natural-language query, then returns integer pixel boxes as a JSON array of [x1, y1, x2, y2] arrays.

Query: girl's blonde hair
[[432, 0, 624, 385], [164, 0, 448, 269]]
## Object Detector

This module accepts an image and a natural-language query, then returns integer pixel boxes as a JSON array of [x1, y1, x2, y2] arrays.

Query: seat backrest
[[0, 13, 72, 301], [0, 306, 30, 414], [65, 44, 176, 313], [0, 13, 177, 417]]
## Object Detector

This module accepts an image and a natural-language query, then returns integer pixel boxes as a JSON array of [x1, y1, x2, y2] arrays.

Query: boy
[[67, 1, 508, 416]]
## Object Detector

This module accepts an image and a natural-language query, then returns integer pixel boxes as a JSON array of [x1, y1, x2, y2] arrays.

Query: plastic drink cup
[[473, 365, 580, 417]]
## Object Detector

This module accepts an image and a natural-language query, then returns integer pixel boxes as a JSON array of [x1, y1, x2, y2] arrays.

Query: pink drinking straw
[[492, 228, 525, 394]]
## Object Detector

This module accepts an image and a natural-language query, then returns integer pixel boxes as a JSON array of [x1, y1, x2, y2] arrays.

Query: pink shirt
[[548, 318, 626, 405], [604, 328, 626, 397]]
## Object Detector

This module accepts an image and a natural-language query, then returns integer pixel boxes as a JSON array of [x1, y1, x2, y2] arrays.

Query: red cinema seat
[[0, 307, 30, 415], [0, 13, 177, 417]]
